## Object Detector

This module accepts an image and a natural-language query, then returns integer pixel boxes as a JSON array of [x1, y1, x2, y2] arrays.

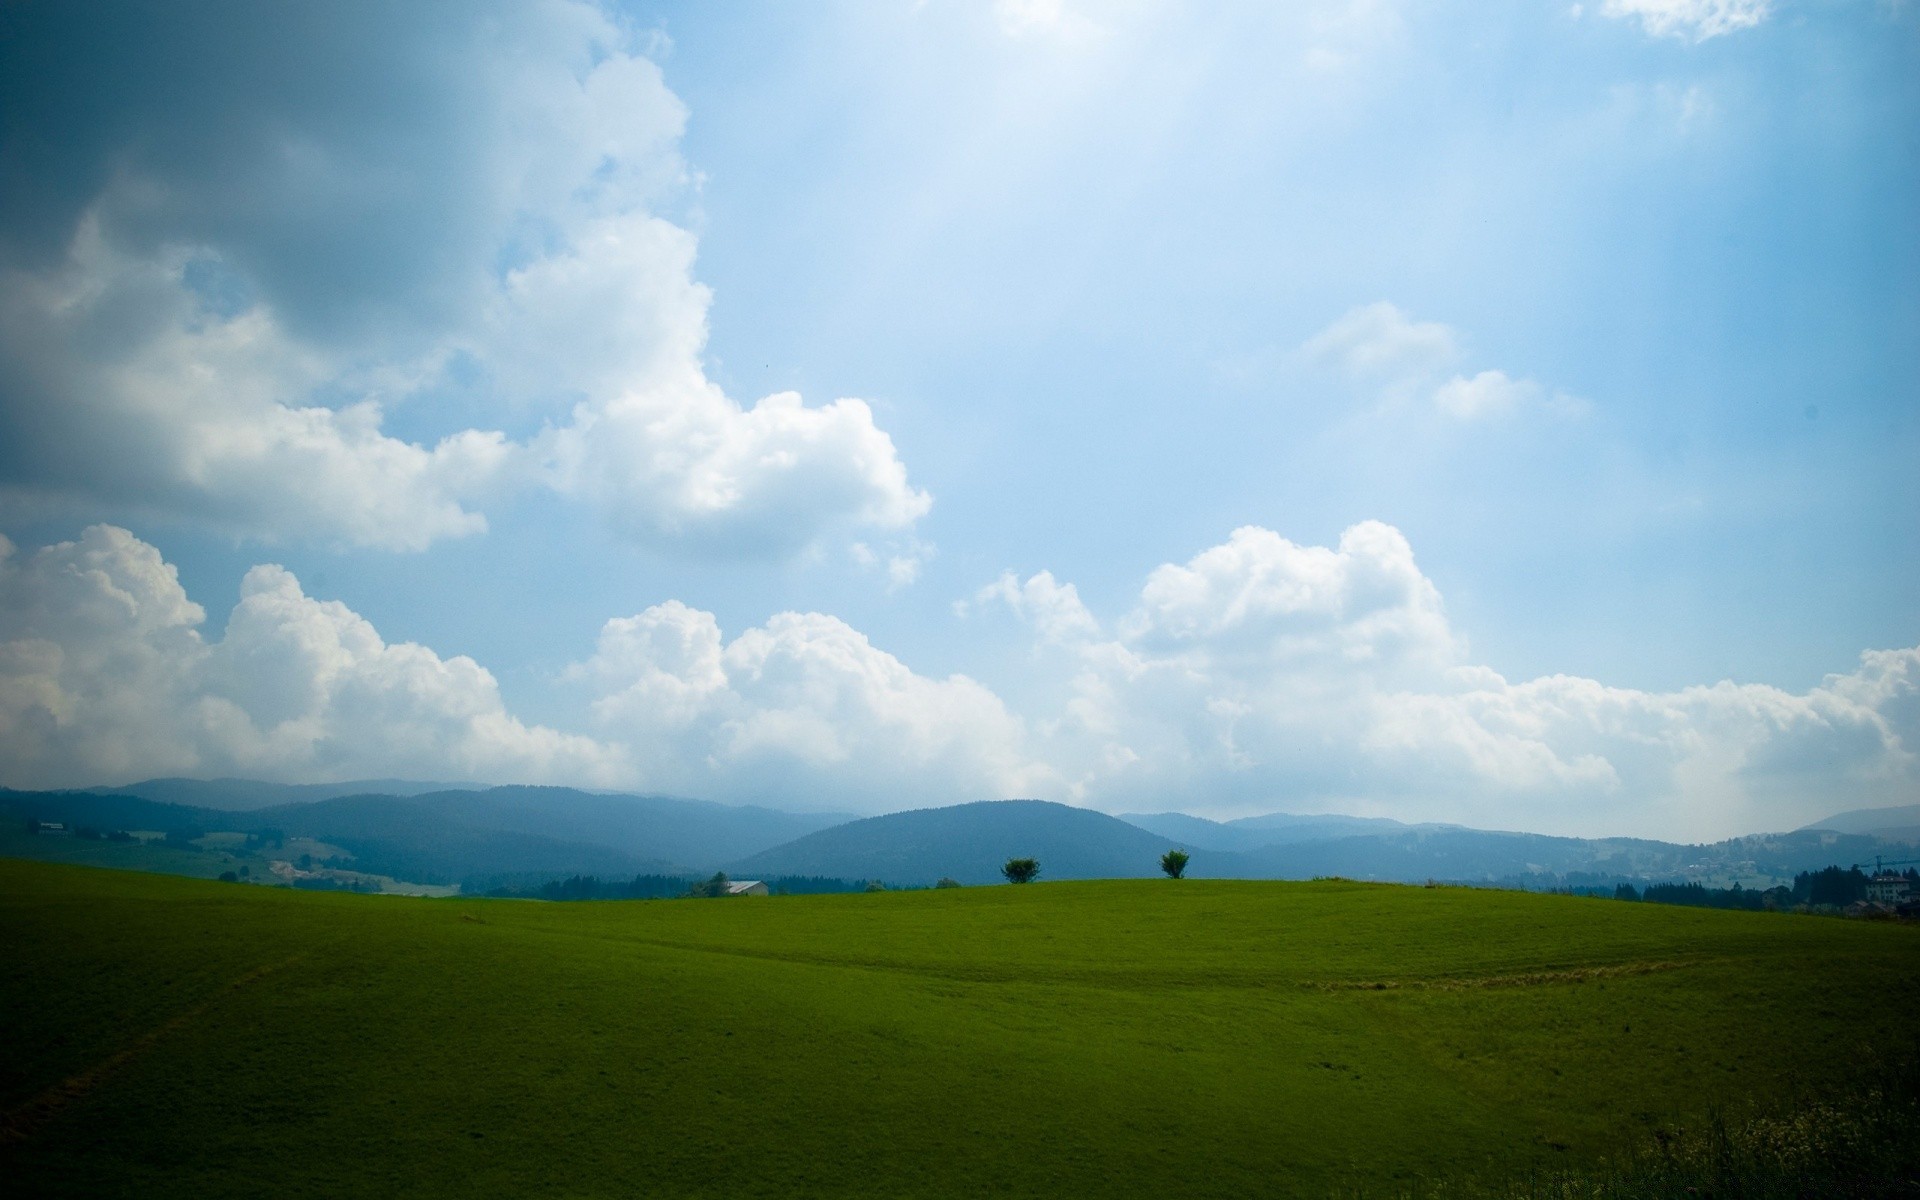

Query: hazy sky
[[0, 0, 1913, 840]]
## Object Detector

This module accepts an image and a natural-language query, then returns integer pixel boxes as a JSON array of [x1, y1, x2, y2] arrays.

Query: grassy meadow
[[3, 859, 1915, 1197]]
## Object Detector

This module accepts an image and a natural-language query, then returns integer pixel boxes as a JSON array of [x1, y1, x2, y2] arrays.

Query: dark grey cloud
[[0, 0, 929, 553], [2, 0, 554, 349]]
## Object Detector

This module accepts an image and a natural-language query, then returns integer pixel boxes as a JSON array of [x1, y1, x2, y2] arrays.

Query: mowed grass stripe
[[3, 859, 1914, 1198]]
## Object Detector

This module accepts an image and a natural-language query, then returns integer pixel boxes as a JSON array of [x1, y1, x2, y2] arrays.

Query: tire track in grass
[[0, 955, 304, 1145], [1302, 959, 1704, 992]]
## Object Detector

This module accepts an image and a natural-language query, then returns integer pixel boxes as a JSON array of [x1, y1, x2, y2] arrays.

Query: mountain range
[[83, 777, 484, 810], [1797, 803, 1920, 843], [3, 778, 1914, 893], [0, 783, 848, 888]]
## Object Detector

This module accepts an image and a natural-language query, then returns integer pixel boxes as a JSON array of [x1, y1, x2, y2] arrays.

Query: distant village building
[[1865, 873, 1912, 905], [34, 821, 67, 835], [725, 880, 770, 897]]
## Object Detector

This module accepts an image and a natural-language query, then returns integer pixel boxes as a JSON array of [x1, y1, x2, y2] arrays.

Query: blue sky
[[0, 0, 1913, 840]]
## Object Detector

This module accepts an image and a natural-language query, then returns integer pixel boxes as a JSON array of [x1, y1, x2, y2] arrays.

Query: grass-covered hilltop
[[4, 859, 1915, 1198]]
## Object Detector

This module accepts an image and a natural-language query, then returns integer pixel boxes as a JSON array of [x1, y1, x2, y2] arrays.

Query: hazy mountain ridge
[[1800, 803, 1920, 843], [729, 800, 1186, 885], [1122, 810, 1445, 852], [736, 801, 1911, 889], [5, 784, 1916, 893], [1121, 806, 1920, 886], [84, 777, 483, 811], [245, 786, 850, 867], [0, 784, 851, 889]]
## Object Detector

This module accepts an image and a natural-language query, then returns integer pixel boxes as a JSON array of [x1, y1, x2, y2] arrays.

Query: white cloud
[[0, 2, 927, 559], [972, 570, 1102, 644], [1302, 301, 1459, 383], [1600, 0, 1772, 41], [0, 526, 619, 788], [1432, 369, 1542, 420], [1305, 303, 1587, 422], [543, 385, 928, 555], [0, 526, 210, 783], [853, 537, 936, 590], [573, 603, 1054, 810], [0, 226, 507, 551], [0, 525, 1033, 808], [887, 554, 927, 589], [990, 523, 1917, 840], [4, 523, 1911, 840], [1431, 371, 1588, 421], [1127, 522, 1458, 673]]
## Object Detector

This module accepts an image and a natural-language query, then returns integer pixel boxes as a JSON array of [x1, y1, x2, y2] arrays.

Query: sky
[[0, 0, 1913, 842]]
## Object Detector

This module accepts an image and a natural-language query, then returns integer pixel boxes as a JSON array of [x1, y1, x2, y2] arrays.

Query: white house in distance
[[1865, 873, 1913, 905], [725, 880, 770, 897]]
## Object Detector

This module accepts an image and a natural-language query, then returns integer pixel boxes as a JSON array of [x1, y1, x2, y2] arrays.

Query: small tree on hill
[[1161, 849, 1189, 879], [1002, 857, 1039, 884]]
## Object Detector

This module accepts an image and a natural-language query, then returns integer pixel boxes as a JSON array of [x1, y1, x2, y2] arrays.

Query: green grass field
[[3, 859, 1915, 1197]]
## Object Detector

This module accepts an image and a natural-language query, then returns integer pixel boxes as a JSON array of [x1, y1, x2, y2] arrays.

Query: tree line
[[1605, 865, 1917, 911], [481, 872, 878, 901]]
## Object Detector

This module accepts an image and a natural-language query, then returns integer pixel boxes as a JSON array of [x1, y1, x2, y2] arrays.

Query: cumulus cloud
[[1304, 303, 1586, 422], [570, 602, 1054, 810], [0, 526, 619, 788], [987, 523, 1918, 840], [1600, 0, 1772, 41], [1127, 522, 1458, 672], [3, 523, 1911, 838], [0, 525, 1033, 808], [0, 225, 507, 550], [0, 1, 926, 556], [970, 570, 1102, 644]]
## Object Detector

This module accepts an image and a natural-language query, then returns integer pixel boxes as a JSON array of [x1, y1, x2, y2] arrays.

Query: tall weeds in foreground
[[1347, 1043, 1920, 1199]]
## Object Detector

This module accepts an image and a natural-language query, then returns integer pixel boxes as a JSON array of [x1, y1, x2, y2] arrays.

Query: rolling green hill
[[3, 859, 1914, 1197]]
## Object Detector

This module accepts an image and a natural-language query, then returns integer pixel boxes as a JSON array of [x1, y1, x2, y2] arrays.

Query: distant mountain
[[1, 785, 855, 890], [1230, 828, 1675, 884], [1121, 810, 1429, 852], [85, 777, 480, 811], [1801, 804, 1920, 844], [0, 788, 212, 836], [1118, 812, 1260, 852], [247, 787, 849, 871], [10, 780, 1917, 894], [1175, 825, 1907, 888], [735, 800, 1915, 890], [730, 799, 1185, 886], [1232, 811, 1439, 840]]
